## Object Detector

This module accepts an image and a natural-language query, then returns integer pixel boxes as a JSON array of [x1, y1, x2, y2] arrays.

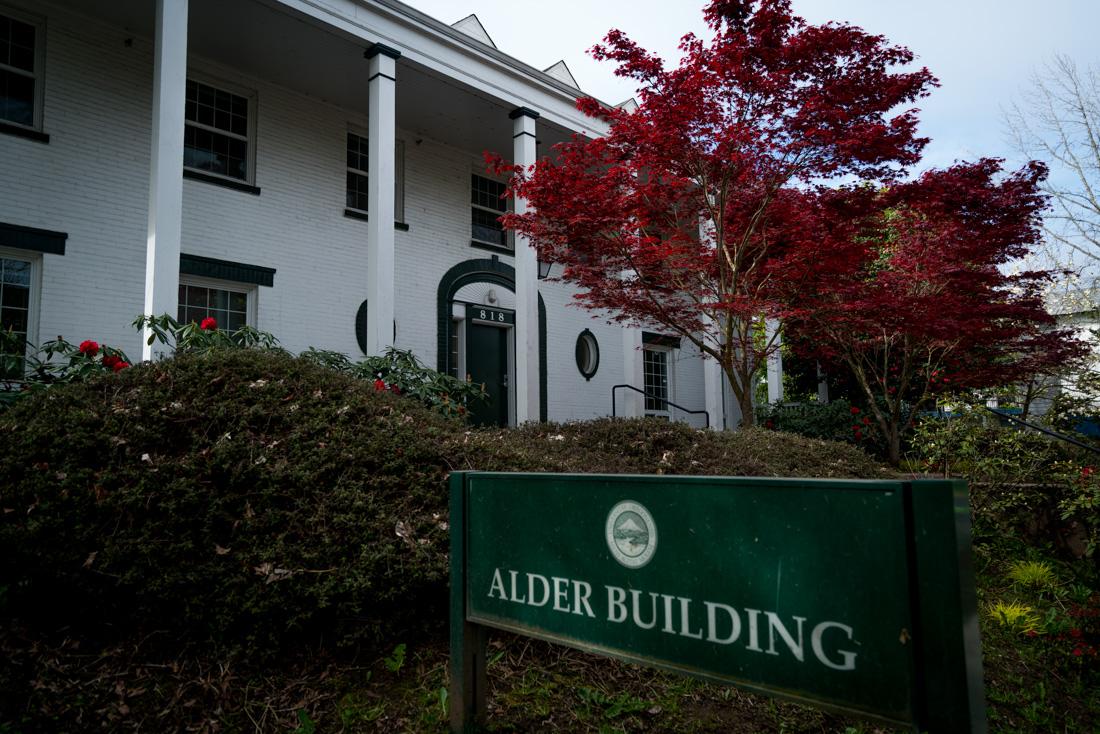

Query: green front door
[[467, 323, 509, 427]]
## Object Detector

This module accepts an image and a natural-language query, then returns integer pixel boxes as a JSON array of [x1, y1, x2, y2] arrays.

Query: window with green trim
[[177, 279, 251, 331], [1, 254, 33, 378]]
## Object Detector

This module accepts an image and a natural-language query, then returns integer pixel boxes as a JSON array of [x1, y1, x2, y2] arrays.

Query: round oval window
[[575, 330, 599, 380]]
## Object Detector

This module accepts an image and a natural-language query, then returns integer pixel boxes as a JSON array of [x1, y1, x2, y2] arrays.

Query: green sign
[[466, 304, 514, 325], [449, 473, 986, 733]]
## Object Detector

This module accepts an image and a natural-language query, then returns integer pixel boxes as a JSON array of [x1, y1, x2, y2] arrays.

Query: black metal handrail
[[984, 406, 1100, 456], [611, 384, 710, 429]]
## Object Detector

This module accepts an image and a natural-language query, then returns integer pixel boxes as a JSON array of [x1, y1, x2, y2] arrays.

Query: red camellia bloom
[[79, 340, 99, 357], [850, 406, 860, 415], [373, 378, 386, 392], [389, 384, 401, 395], [113, 361, 130, 372], [102, 355, 120, 370], [200, 317, 217, 331]]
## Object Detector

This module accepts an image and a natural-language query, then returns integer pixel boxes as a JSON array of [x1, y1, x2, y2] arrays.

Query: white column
[[511, 107, 540, 423], [703, 353, 724, 430], [621, 327, 644, 417], [816, 362, 830, 403], [143, 0, 188, 361], [366, 44, 400, 356], [699, 217, 724, 429], [765, 318, 784, 404]]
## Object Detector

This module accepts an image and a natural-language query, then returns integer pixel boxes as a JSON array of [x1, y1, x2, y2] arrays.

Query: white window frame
[[469, 170, 512, 251], [345, 125, 405, 223], [0, 5, 46, 132], [177, 274, 257, 330], [183, 72, 257, 185], [643, 344, 674, 419], [0, 246, 41, 373]]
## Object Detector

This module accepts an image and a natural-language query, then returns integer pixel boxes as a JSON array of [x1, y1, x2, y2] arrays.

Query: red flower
[[102, 355, 120, 370], [1073, 648, 1083, 657], [765, 419, 775, 429], [1071, 628, 1083, 638], [79, 340, 99, 357], [113, 361, 130, 372], [389, 384, 401, 395], [200, 317, 217, 331], [862, 416, 871, 425], [373, 378, 386, 391], [1025, 629, 1038, 638], [850, 406, 860, 415]]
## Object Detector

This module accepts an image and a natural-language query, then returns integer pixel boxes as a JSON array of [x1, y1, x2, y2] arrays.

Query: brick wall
[[0, 0, 708, 426]]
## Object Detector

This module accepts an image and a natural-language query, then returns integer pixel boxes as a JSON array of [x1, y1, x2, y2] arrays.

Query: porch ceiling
[[63, 0, 576, 157]]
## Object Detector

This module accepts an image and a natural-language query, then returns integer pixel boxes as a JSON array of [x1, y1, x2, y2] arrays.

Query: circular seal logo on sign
[[606, 501, 657, 569]]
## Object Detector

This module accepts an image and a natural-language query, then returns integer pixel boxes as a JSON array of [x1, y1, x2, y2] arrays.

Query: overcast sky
[[404, 0, 1100, 174]]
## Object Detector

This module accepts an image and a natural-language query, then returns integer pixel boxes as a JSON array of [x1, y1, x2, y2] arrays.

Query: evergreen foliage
[[0, 349, 886, 666]]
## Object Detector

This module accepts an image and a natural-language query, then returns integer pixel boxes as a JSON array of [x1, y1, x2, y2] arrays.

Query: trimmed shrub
[[469, 419, 889, 479], [0, 349, 458, 656], [758, 398, 888, 454], [0, 349, 888, 663], [908, 408, 1099, 561]]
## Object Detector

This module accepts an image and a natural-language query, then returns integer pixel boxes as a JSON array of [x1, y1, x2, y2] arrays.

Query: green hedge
[[0, 349, 463, 656], [0, 349, 887, 663]]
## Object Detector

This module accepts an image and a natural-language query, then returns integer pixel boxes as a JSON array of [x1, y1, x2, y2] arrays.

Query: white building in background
[[0, 0, 762, 428]]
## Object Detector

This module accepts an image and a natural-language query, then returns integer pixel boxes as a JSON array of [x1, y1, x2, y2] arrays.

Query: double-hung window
[[471, 174, 509, 251], [177, 279, 252, 332], [0, 10, 44, 130], [346, 132, 370, 212], [0, 253, 34, 378], [643, 346, 672, 418], [345, 131, 405, 223], [184, 78, 253, 182]]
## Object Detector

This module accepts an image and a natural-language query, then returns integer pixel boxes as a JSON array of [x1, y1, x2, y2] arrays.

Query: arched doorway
[[437, 258, 547, 425]]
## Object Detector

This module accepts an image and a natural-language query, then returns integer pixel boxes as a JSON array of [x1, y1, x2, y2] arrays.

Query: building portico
[[0, 0, 717, 429]]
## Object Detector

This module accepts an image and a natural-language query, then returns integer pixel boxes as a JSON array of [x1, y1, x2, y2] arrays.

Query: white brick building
[[0, 0, 739, 428]]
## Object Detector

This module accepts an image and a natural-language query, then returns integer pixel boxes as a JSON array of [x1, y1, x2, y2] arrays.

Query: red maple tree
[[493, 0, 936, 426], [783, 159, 1085, 464]]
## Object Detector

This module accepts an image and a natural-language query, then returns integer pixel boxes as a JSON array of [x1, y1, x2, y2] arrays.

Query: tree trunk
[[887, 423, 901, 467], [739, 389, 756, 428], [721, 358, 756, 428], [1021, 379, 1036, 422]]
